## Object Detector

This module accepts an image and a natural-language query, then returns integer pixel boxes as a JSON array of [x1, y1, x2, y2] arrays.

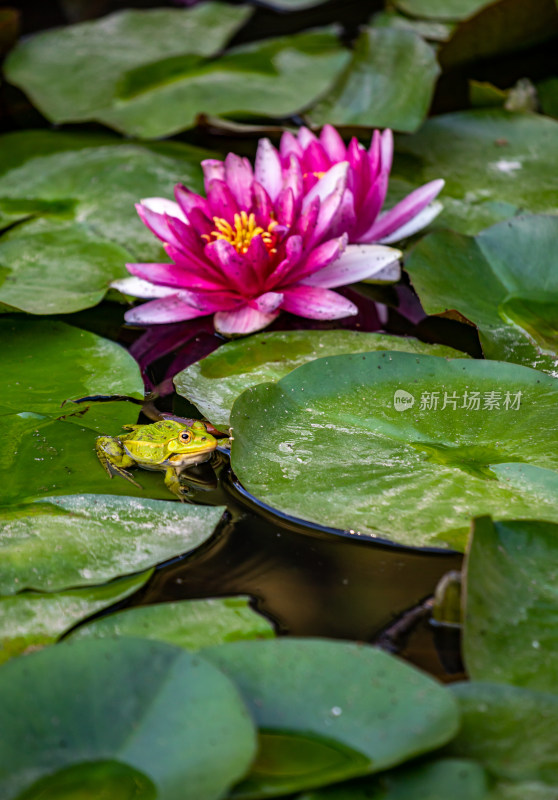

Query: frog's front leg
[[163, 465, 189, 502], [96, 436, 141, 488]]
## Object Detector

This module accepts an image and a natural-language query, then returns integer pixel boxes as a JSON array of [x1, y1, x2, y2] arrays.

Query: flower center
[[203, 211, 278, 254]]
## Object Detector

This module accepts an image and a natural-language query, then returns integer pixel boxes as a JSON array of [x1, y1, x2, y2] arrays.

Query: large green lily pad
[[405, 214, 558, 374], [203, 638, 459, 797], [392, 110, 558, 235], [0, 495, 224, 594], [97, 30, 350, 138], [4, 5, 252, 124], [0, 570, 152, 665], [69, 596, 274, 648], [449, 682, 558, 785], [175, 330, 468, 430], [463, 517, 558, 692], [299, 758, 488, 799], [6, 8, 349, 138], [0, 318, 142, 419], [230, 352, 558, 550], [0, 638, 256, 800], [392, 0, 492, 20], [307, 27, 439, 132], [0, 132, 211, 312]]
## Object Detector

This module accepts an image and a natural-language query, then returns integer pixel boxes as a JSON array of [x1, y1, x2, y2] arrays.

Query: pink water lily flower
[[279, 125, 444, 245], [114, 140, 402, 335]]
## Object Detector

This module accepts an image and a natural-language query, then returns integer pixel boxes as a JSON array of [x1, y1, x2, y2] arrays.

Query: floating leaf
[[203, 638, 459, 797], [392, 0, 492, 21], [4, 5, 252, 123], [69, 596, 274, 648], [307, 27, 439, 132], [0, 495, 224, 594], [0, 638, 256, 800], [230, 352, 558, 550], [0, 132, 211, 312], [6, 9, 349, 138], [405, 214, 558, 374], [0, 570, 152, 665], [463, 517, 558, 692], [97, 30, 350, 138], [449, 682, 558, 785], [298, 758, 487, 799], [175, 330, 467, 430], [392, 110, 558, 235]]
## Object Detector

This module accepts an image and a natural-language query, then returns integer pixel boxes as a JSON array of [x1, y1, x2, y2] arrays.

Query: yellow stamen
[[303, 171, 326, 180], [202, 211, 278, 254]]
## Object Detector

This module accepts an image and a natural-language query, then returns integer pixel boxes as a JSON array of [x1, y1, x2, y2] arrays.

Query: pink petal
[[302, 162, 349, 211], [111, 276, 177, 299], [165, 244, 227, 287], [125, 294, 208, 325], [255, 138, 283, 202], [292, 235, 347, 282], [164, 214, 206, 257], [127, 261, 223, 293], [201, 159, 225, 192], [140, 197, 186, 221], [368, 129, 382, 181], [252, 181, 273, 227], [378, 200, 443, 244], [275, 188, 296, 227], [206, 179, 238, 223], [380, 129, 393, 174], [281, 286, 358, 320], [265, 235, 303, 288], [174, 184, 210, 221], [311, 182, 351, 246], [297, 126, 319, 149], [302, 244, 401, 288], [359, 179, 445, 243], [248, 291, 284, 313], [351, 172, 388, 240], [295, 196, 320, 242], [325, 188, 356, 240], [243, 234, 271, 291], [280, 131, 304, 161], [204, 239, 256, 292], [304, 140, 331, 173], [281, 155, 303, 204], [214, 305, 280, 335], [225, 153, 254, 210], [136, 204, 183, 249], [320, 124, 346, 162]]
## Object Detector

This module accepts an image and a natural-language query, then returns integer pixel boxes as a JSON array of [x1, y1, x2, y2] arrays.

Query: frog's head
[[166, 420, 218, 466]]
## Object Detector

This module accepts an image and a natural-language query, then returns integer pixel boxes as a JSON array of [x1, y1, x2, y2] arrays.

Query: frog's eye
[[179, 431, 192, 443]]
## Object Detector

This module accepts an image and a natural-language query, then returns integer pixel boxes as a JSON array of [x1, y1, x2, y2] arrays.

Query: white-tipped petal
[[110, 277, 177, 299], [302, 162, 349, 210], [378, 201, 444, 244], [140, 197, 187, 221], [302, 244, 401, 288]]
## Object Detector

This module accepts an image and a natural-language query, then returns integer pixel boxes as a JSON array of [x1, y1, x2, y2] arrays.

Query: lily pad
[[405, 214, 558, 374], [69, 596, 274, 648], [6, 9, 349, 138], [306, 27, 439, 132], [230, 352, 558, 550], [0, 318, 142, 419], [0, 132, 211, 312], [175, 330, 467, 430], [97, 30, 350, 138], [392, 0, 492, 21], [449, 682, 558, 785], [0, 638, 257, 800], [392, 110, 558, 235], [0, 494, 224, 594], [4, 5, 252, 124], [203, 638, 459, 797], [463, 517, 558, 692], [298, 758, 488, 799], [0, 570, 152, 665]]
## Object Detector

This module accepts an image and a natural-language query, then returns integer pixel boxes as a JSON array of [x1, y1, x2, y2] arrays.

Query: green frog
[[96, 419, 222, 500]]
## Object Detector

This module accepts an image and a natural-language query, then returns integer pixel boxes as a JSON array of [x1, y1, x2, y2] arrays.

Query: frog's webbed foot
[[96, 436, 142, 489], [164, 466, 190, 502]]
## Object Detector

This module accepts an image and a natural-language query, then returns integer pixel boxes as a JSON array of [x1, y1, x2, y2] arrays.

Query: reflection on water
[[125, 461, 463, 680]]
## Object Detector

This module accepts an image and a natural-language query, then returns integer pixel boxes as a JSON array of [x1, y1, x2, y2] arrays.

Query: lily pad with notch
[[230, 351, 558, 550], [202, 638, 459, 797]]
